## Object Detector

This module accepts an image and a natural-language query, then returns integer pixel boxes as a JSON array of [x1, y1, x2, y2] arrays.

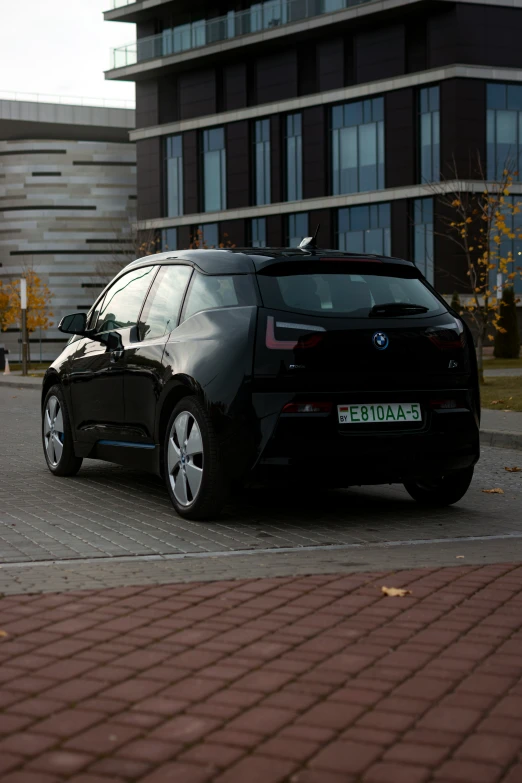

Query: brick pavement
[[2, 386, 522, 568], [1, 563, 522, 782]]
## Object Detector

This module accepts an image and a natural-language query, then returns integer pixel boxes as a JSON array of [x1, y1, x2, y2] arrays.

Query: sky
[[0, 0, 135, 106]]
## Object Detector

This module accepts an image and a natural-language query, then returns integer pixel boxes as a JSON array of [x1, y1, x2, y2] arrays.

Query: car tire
[[403, 466, 474, 506], [42, 384, 83, 477], [164, 396, 229, 520]]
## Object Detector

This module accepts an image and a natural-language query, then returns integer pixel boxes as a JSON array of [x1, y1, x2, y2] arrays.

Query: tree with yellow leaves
[[0, 281, 10, 332], [1, 268, 53, 362], [432, 160, 522, 382], [188, 228, 235, 250]]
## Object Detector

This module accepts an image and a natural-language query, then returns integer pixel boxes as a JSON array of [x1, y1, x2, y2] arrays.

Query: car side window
[[181, 273, 255, 322], [95, 266, 156, 334], [138, 264, 193, 341], [87, 293, 106, 331]]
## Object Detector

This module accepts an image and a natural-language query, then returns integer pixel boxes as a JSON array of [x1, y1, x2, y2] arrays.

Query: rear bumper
[[252, 392, 480, 483]]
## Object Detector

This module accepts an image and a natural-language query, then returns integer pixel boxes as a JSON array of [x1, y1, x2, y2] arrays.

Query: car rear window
[[257, 263, 446, 318]]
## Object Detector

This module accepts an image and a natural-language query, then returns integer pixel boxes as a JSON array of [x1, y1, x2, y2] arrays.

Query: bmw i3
[[42, 244, 480, 519]]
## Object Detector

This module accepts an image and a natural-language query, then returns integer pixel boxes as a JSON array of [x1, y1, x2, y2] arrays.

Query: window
[[257, 265, 445, 318], [487, 83, 522, 180], [194, 223, 219, 248], [138, 265, 192, 340], [419, 86, 440, 183], [254, 119, 271, 205], [332, 98, 384, 195], [287, 212, 308, 247], [95, 266, 156, 334], [286, 113, 302, 201], [490, 196, 522, 294], [161, 228, 177, 251], [337, 204, 391, 255], [251, 217, 267, 248], [165, 135, 183, 217], [88, 296, 105, 331], [162, 20, 206, 55], [202, 128, 226, 212], [413, 198, 434, 284], [182, 273, 257, 321]]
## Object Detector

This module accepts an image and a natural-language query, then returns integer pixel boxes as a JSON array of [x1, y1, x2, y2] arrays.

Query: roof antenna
[[298, 224, 320, 253]]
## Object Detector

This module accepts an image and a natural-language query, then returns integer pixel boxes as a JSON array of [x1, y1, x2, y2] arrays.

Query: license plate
[[338, 403, 422, 424]]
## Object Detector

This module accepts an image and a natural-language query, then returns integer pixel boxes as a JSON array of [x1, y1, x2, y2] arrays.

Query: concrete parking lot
[[1, 386, 521, 594]]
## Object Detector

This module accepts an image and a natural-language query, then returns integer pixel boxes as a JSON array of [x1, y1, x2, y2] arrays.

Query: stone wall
[[0, 138, 136, 361]]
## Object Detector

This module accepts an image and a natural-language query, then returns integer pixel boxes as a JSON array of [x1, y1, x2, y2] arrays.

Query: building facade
[[104, 0, 522, 301], [0, 99, 136, 360]]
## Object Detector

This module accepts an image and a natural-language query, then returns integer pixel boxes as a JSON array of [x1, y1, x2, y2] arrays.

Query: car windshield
[[257, 263, 446, 318]]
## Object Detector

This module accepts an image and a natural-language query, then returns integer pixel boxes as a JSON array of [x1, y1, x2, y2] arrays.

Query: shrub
[[450, 291, 461, 313], [494, 286, 520, 359]]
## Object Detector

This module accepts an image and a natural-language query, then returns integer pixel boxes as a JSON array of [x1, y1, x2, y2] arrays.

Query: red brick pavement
[[1, 563, 522, 782]]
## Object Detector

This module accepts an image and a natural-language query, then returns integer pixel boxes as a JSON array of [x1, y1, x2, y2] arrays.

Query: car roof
[[122, 248, 415, 275]]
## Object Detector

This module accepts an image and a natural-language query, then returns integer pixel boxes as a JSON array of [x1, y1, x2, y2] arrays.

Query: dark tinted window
[[182, 273, 256, 321], [257, 264, 445, 318], [139, 265, 192, 340], [96, 266, 156, 333]]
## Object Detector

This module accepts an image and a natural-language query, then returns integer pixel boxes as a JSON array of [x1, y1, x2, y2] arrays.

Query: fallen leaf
[[0, 630, 8, 639], [505, 467, 522, 472], [381, 586, 411, 598], [482, 488, 504, 494], [456, 556, 465, 559], [490, 399, 505, 405]]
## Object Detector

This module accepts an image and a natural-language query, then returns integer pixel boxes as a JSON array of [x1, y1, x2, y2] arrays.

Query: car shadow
[[77, 458, 473, 537]]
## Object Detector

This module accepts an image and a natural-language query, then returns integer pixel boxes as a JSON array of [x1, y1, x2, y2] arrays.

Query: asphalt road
[[1, 386, 521, 593]]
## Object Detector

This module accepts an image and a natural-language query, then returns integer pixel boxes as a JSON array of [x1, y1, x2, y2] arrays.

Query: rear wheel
[[403, 467, 474, 506], [42, 385, 83, 477], [164, 397, 229, 520]]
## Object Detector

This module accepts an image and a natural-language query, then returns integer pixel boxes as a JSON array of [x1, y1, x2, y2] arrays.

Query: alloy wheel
[[167, 411, 204, 506], [43, 395, 65, 467]]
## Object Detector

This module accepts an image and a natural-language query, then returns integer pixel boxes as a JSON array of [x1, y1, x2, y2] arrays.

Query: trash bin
[[0, 344, 9, 372]]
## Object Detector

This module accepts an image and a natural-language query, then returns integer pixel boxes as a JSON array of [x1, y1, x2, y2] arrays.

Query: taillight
[[426, 319, 466, 350], [429, 399, 457, 409], [265, 316, 325, 350], [282, 402, 332, 415]]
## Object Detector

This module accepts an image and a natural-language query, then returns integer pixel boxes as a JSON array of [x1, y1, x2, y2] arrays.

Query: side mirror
[[59, 312, 87, 336], [106, 331, 123, 352]]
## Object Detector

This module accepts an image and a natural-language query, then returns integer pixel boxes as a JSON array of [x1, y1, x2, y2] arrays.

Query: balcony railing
[[111, 0, 373, 69], [0, 90, 135, 110], [111, 0, 137, 8]]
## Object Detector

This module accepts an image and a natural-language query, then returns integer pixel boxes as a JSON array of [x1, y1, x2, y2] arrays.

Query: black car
[[42, 243, 480, 519]]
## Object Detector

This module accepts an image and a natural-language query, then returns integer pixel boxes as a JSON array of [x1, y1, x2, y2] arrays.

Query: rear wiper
[[370, 302, 429, 316]]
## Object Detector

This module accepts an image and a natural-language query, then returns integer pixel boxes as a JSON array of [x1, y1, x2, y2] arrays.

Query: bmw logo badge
[[372, 332, 389, 350]]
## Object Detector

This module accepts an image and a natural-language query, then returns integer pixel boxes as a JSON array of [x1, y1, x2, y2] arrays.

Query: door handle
[[110, 350, 124, 362]]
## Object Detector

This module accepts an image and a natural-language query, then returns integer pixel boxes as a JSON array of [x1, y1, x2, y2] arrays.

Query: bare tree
[[94, 221, 160, 285]]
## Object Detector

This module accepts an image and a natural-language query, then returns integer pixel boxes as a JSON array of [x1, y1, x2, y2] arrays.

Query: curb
[[480, 429, 522, 451], [0, 378, 41, 391]]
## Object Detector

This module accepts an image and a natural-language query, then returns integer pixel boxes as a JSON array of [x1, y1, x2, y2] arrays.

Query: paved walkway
[[483, 368, 522, 377], [1, 564, 522, 782]]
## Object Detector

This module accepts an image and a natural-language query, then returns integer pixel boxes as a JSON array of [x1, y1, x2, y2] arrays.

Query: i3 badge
[[372, 332, 389, 350]]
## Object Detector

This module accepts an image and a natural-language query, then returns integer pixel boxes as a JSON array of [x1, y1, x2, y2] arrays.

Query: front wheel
[[403, 467, 474, 507], [42, 385, 83, 477], [164, 397, 229, 520]]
